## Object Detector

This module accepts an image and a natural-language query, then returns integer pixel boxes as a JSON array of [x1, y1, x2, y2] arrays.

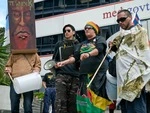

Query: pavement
[[0, 98, 121, 113], [0, 109, 121, 113]]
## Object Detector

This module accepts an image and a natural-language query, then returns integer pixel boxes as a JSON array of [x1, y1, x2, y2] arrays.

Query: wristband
[[88, 52, 91, 57]]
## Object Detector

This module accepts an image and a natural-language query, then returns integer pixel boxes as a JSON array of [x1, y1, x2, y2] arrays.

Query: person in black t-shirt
[[42, 72, 56, 113], [56, 21, 110, 112], [53, 24, 80, 113]]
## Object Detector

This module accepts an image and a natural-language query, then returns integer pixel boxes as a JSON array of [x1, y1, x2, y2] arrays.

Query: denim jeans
[[10, 83, 33, 113], [43, 87, 56, 113], [120, 89, 147, 113]]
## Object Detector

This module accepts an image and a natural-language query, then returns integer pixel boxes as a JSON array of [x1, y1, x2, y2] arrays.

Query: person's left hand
[[55, 61, 66, 68], [80, 53, 90, 61], [33, 69, 40, 73]]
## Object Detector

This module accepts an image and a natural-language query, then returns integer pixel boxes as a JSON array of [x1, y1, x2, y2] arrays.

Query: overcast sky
[[0, 0, 8, 28]]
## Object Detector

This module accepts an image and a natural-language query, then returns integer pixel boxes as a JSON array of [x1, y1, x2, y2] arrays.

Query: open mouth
[[16, 32, 30, 40], [19, 35, 28, 39]]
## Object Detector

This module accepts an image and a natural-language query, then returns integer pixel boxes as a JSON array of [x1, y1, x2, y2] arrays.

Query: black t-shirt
[[42, 72, 55, 87], [52, 39, 80, 77], [73, 36, 108, 74]]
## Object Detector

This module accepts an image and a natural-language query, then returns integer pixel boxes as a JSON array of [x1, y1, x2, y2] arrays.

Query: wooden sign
[[8, 0, 37, 54]]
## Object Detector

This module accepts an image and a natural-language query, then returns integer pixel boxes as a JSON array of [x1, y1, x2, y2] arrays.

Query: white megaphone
[[44, 60, 56, 70]]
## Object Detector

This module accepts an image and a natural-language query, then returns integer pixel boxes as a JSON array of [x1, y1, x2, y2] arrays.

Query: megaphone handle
[[8, 73, 13, 82]]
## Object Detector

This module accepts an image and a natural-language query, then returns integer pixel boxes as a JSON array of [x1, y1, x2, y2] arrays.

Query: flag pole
[[87, 47, 111, 88]]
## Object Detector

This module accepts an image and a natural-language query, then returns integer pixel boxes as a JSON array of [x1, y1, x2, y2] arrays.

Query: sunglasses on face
[[117, 17, 128, 23], [64, 29, 71, 33], [84, 26, 93, 30]]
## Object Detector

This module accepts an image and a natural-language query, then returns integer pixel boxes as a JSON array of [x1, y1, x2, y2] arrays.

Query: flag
[[76, 75, 112, 113], [132, 13, 141, 26]]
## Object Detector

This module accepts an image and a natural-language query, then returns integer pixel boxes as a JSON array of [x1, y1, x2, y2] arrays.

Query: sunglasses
[[64, 29, 71, 33], [117, 17, 128, 23], [84, 26, 93, 30]]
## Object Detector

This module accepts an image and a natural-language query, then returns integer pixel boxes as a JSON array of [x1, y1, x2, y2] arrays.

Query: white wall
[[40, 55, 53, 76], [35, 0, 150, 37], [0, 86, 11, 110], [34, 0, 44, 3]]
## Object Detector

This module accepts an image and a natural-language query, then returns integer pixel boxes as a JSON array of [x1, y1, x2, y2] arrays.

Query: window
[[80, 0, 92, 3], [36, 35, 63, 55], [35, 2, 43, 11]]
